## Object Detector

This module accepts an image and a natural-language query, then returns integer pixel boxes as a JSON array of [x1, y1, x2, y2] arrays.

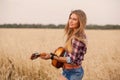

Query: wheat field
[[0, 29, 120, 80]]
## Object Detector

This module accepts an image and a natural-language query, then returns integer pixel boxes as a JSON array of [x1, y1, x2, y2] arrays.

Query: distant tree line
[[0, 24, 120, 29], [0, 24, 64, 29], [86, 24, 120, 29]]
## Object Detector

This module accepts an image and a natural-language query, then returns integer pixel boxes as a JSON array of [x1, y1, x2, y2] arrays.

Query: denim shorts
[[62, 67, 84, 80]]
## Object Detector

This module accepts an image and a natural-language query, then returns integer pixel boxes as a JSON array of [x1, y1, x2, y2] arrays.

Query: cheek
[[74, 21, 79, 28], [69, 22, 79, 28]]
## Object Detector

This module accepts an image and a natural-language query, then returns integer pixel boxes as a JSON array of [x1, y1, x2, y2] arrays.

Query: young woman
[[31, 9, 87, 80]]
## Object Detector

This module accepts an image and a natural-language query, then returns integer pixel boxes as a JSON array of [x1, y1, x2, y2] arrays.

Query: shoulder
[[71, 38, 85, 47], [71, 35, 87, 46]]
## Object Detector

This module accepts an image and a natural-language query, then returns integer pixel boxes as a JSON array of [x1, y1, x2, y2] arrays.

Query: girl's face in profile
[[69, 13, 79, 29]]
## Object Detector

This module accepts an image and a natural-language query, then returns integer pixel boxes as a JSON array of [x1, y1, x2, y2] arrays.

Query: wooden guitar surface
[[51, 47, 65, 68]]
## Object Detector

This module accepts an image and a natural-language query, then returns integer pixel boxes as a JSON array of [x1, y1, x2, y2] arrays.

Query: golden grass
[[0, 29, 120, 80]]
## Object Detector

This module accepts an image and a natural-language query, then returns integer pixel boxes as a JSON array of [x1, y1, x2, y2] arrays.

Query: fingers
[[40, 54, 51, 60], [40, 53, 47, 57]]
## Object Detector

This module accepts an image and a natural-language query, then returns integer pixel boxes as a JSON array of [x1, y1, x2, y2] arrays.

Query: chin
[[69, 26, 74, 28]]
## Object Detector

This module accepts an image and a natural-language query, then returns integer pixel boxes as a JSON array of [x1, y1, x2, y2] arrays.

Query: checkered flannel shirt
[[66, 38, 87, 65]]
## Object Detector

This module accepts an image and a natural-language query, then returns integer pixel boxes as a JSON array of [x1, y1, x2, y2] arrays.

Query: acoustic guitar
[[30, 47, 65, 68], [51, 47, 65, 68]]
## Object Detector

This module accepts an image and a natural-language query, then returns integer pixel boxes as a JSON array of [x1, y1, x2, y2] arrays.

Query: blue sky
[[0, 0, 120, 25]]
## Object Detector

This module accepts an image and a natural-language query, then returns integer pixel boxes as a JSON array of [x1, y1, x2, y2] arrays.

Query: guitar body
[[51, 47, 65, 68]]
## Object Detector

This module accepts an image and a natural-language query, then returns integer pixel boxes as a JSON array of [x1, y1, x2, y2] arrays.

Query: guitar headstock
[[30, 52, 40, 60]]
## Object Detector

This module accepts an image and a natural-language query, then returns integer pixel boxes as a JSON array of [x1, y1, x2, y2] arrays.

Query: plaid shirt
[[66, 38, 87, 65]]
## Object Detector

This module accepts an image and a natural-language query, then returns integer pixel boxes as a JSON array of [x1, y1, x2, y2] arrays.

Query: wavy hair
[[64, 9, 87, 52]]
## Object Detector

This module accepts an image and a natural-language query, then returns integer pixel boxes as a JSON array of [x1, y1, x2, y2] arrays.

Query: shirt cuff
[[66, 57, 71, 63]]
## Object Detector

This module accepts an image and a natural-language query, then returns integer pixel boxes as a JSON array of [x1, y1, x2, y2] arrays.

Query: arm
[[40, 53, 68, 63], [30, 51, 68, 63]]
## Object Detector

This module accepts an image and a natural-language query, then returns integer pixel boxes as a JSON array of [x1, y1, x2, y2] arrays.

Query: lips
[[69, 23, 73, 26], [70, 24, 73, 27]]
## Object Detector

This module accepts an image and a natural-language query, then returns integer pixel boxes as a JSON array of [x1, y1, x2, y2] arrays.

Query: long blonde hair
[[64, 9, 87, 53]]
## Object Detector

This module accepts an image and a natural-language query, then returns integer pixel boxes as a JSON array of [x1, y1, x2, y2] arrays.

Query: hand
[[30, 52, 40, 60], [40, 53, 51, 60]]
